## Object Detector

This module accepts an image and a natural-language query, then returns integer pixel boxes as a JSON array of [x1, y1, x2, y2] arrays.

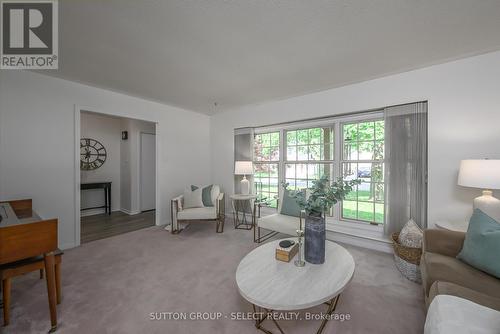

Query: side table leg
[[108, 186, 112, 215], [104, 188, 108, 215]]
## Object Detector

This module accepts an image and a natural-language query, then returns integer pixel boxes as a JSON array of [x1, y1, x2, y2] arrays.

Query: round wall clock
[[80, 138, 107, 170]]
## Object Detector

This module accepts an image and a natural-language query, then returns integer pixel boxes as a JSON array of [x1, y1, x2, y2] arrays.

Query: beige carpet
[[4, 223, 425, 333]]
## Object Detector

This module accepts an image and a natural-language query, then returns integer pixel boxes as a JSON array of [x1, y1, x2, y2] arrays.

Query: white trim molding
[[120, 208, 141, 216], [326, 220, 392, 253]]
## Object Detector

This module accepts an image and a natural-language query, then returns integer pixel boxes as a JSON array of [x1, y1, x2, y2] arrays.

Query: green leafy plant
[[283, 175, 361, 217]]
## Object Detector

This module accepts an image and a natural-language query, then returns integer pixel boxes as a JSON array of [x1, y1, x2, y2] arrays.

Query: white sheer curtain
[[384, 102, 428, 235]]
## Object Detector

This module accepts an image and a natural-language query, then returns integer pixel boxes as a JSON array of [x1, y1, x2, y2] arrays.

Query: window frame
[[339, 118, 385, 225], [283, 125, 336, 216], [253, 131, 281, 209], [252, 110, 385, 225]]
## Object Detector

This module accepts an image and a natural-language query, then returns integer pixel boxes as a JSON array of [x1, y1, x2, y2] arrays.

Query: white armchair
[[170, 185, 225, 234], [254, 188, 303, 243]]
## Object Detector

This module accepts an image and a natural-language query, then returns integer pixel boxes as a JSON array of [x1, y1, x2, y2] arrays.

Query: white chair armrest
[[216, 193, 225, 216], [171, 195, 184, 211], [170, 195, 184, 232]]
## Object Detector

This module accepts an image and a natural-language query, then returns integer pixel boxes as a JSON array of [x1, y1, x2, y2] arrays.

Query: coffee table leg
[[252, 304, 285, 334], [316, 295, 340, 334], [250, 295, 340, 334]]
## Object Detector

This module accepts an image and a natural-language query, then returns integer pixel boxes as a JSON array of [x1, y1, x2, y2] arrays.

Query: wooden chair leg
[[44, 252, 58, 332], [3, 278, 11, 326], [40, 269, 44, 279], [55, 263, 62, 304]]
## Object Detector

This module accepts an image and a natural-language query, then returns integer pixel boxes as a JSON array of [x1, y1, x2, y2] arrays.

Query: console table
[[81, 182, 112, 215]]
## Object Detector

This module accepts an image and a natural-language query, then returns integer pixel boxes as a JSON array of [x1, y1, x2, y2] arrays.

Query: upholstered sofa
[[421, 229, 500, 311], [424, 294, 500, 334], [170, 185, 225, 233]]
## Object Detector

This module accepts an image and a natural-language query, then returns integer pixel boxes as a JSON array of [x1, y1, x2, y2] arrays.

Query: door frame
[[139, 131, 156, 212], [74, 105, 160, 247]]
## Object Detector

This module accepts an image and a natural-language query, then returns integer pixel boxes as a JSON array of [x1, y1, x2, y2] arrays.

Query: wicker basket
[[391, 232, 422, 283]]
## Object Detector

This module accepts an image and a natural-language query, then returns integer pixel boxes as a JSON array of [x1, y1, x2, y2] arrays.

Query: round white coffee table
[[236, 239, 355, 334]]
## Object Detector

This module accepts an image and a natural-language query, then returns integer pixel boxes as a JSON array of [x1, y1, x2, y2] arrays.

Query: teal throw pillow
[[191, 185, 214, 207], [457, 209, 500, 279], [280, 189, 303, 218]]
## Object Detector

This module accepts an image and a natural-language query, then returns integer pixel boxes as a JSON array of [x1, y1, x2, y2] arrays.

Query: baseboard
[[120, 208, 141, 215], [59, 242, 77, 250], [326, 230, 393, 253], [80, 208, 120, 217]]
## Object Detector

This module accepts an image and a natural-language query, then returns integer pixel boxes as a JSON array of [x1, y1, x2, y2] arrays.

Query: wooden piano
[[0, 199, 59, 332]]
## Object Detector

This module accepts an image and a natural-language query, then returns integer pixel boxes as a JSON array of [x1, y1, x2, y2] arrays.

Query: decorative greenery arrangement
[[283, 175, 361, 217]]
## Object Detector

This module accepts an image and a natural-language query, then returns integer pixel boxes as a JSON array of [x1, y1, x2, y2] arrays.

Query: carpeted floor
[[4, 223, 425, 334]]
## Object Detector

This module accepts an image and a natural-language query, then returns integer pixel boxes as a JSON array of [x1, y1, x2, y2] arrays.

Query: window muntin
[[284, 127, 335, 216], [341, 120, 385, 224], [254, 132, 280, 208], [284, 163, 335, 190], [285, 128, 334, 162]]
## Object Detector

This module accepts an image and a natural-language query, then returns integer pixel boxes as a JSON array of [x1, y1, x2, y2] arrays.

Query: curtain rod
[[234, 100, 427, 132]]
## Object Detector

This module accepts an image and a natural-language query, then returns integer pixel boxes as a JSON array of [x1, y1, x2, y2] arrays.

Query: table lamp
[[458, 159, 500, 219], [235, 161, 253, 195]]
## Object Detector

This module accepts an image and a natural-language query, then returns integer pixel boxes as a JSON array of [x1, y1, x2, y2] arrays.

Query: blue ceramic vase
[[304, 215, 326, 264]]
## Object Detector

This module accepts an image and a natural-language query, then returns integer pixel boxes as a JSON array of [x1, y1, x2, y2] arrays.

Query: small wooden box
[[276, 243, 299, 262]]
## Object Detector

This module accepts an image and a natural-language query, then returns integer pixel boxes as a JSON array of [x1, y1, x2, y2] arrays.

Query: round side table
[[230, 194, 257, 230]]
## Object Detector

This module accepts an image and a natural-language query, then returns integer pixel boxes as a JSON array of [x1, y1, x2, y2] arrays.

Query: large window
[[253, 132, 280, 208], [252, 114, 385, 225], [341, 120, 385, 224]]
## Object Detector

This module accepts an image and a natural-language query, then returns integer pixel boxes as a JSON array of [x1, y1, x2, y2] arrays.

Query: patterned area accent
[[399, 219, 423, 248], [394, 254, 422, 283]]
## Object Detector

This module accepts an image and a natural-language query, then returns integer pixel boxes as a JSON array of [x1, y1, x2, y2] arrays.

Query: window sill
[[325, 218, 391, 245]]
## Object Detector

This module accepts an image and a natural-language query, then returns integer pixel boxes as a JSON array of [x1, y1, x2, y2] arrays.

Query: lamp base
[[473, 190, 500, 222], [240, 177, 250, 195]]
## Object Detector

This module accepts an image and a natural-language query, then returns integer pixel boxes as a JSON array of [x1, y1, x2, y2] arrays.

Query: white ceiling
[[47, 0, 500, 114]]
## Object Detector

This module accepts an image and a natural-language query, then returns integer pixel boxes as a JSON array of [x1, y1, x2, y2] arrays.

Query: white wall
[[0, 70, 211, 249], [120, 118, 156, 214], [211, 50, 500, 228], [80, 112, 122, 215]]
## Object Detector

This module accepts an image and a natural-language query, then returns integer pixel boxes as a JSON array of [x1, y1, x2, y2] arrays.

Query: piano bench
[[1, 249, 63, 327]]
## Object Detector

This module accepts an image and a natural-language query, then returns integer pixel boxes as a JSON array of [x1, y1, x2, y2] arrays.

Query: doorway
[[140, 132, 156, 212], [79, 110, 157, 244]]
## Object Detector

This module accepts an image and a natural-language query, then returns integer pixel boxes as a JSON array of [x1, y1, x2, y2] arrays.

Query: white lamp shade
[[235, 161, 253, 175], [458, 159, 500, 189]]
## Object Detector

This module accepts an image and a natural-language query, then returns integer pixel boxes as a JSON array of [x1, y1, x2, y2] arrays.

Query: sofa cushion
[[457, 209, 500, 279], [210, 185, 220, 207], [399, 219, 423, 248], [177, 207, 217, 220], [428, 281, 500, 312], [424, 295, 500, 334], [191, 185, 216, 207], [183, 187, 204, 209], [421, 251, 500, 300], [258, 213, 301, 236], [280, 189, 302, 217]]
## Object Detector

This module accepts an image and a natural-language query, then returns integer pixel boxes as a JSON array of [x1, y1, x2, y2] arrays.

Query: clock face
[[80, 138, 107, 170]]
